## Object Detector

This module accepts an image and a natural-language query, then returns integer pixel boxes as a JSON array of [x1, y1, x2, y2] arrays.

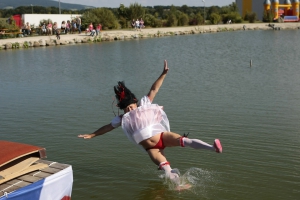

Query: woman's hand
[[78, 134, 94, 139], [162, 60, 169, 75]]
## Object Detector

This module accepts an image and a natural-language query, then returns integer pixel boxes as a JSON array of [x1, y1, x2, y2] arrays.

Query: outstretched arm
[[147, 60, 169, 102], [78, 123, 115, 139]]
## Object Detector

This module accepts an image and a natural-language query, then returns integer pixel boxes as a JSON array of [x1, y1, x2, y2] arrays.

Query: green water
[[0, 30, 300, 199]]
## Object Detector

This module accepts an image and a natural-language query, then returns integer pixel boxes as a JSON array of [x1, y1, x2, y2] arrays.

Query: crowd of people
[[6, 16, 105, 39], [22, 22, 31, 36], [22, 16, 82, 37], [1, 15, 152, 39], [0, 16, 103, 39], [131, 18, 145, 31], [60, 16, 82, 34], [86, 22, 102, 36]]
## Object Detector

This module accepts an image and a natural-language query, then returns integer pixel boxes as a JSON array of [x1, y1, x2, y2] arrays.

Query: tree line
[[0, 3, 265, 30]]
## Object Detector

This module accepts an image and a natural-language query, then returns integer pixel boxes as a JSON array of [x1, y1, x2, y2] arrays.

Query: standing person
[[77, 16, 81, 34], [25, 22, 31, 35], [88, 23, 96, 36], [131, 19, 135, 30], [135, 19, 140, 31], [56, 30, 61, 40], [66, 20, 71, 34], [72, 20, 77, 34], [96, 23, 102, 36], [78, 60, 222, 184], [140, 18, 144, 29]]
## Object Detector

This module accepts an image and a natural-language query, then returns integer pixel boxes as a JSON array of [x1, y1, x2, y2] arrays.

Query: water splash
[[159, 167, 215, 195]]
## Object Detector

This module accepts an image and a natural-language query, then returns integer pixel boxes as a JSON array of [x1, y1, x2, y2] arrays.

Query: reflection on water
[[1, 30, 300, 200]]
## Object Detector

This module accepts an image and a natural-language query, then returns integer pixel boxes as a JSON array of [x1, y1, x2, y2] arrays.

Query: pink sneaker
[[214, 139, 222, 153]]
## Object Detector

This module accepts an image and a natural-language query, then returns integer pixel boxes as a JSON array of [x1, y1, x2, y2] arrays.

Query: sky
[[59, 0, 235, 8]]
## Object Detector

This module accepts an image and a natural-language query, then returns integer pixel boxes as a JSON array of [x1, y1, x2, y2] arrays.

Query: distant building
[[236, 0, 299, 21]]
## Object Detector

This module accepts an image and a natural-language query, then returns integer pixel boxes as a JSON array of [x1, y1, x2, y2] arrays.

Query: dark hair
[[114, 81, 138, 109]]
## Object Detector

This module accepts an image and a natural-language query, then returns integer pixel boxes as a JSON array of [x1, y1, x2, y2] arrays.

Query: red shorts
[[146, 133, 166, 151]]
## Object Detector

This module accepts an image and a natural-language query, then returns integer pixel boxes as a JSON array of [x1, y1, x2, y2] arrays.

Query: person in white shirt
[[135, 19, 140, 31], [78, 60, 222, 184]]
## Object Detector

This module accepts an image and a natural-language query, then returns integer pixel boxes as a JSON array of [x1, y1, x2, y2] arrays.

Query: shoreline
[[1, 23, 300, 50]]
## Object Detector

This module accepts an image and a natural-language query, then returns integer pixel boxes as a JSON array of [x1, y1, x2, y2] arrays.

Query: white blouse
[[111, 96, 170, 145]]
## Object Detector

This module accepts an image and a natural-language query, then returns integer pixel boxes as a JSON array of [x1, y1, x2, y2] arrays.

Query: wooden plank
[[31, 171, 52, 179], [0, 183, 11, 191], [41, 167, 61, 174], [0, 160, 71, 197], [0, 183, 19, 194], [0, 163, 48, 184], [17, 174, 42, 183], [0, 157, 39, 178], [36, 160, 70, 170], [6, 179, 31, 188], [49, 163, 70, 170], [36, 160, 53, 165], [0, 183, 9, 196]]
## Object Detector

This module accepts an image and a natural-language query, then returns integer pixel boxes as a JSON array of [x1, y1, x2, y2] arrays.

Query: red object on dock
[[0, 140, 46, 167]]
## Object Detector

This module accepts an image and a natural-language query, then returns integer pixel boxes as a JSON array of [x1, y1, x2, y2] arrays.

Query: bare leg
[[147, 149, 179, 182]]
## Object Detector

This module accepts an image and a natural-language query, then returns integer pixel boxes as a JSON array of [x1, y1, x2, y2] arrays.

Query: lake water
[[1, 29, 300, 200]]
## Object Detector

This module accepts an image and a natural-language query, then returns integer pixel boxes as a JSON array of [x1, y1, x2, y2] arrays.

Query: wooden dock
[[0, 141, 73, 199], [0, 160, 71, 197]]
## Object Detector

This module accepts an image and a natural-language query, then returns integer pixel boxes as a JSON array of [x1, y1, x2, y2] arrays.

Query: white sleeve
[[111, 116, 121, 128], [138, 96, 151, 106]]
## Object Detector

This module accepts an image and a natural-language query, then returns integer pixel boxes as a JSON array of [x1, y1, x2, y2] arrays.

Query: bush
[[263, 10, 273, 22], [119, 16, 127, 29], [0, 17, 18, 30], [222, 12, 243, 24], [82, 8, 119, 29], [144, 13, 155, 27], [244, 12, 257, 23], [143, 14, 163, 28]]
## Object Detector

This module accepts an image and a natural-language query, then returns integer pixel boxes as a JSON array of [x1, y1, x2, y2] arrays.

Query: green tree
[[153, 6, 165, 19], [207, 6, 221, 18], [229, 2, 238, 12], [180, 5, 191, 15], [166, 5, 179, 26], [117, 4, 129, 28], [210, 13, 221, 24], [144, 13, 163, 27], [166, 13, 178, 26], [118, 4, 127, 18], [178, 12, 189, 26], [222, 12, 243, 24], [127, 3, 145, 21], [193, 12, 204, 25], [82, 8, 119, 29]]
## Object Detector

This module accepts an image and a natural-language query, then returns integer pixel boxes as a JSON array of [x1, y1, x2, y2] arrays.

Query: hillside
[[0, 0, 94, 10]]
